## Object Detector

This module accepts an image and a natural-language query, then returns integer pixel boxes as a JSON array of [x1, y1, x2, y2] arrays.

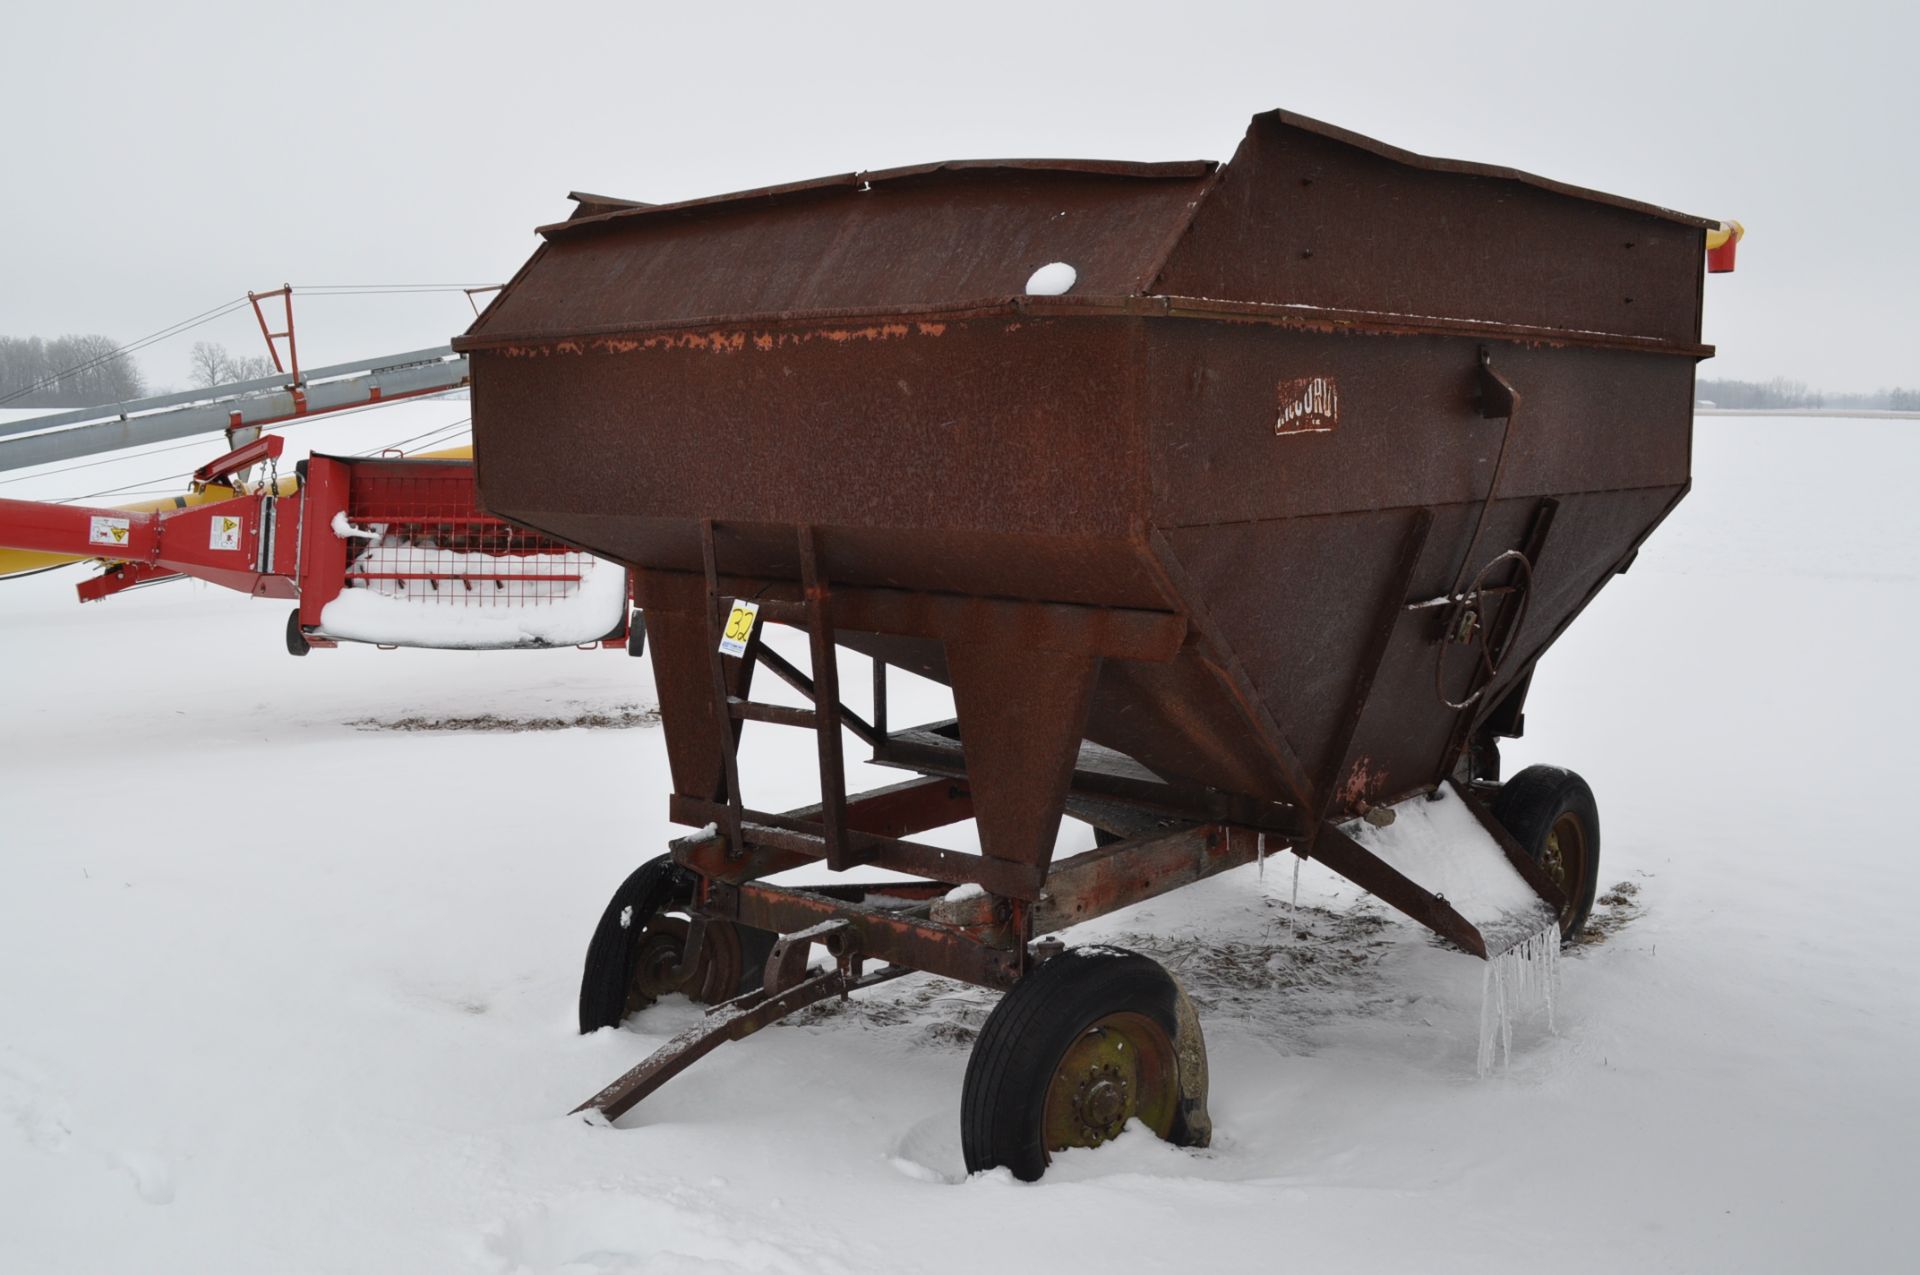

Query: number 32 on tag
[[718, 600, 760, 657]]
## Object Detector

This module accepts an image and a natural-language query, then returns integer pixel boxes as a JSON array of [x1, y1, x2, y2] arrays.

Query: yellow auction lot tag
[[718, 599, 760, 657]]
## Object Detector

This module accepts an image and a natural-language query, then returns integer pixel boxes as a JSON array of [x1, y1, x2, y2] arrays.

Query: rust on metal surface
[[495, 108, 1723, 1127], [728, 882, 1022, 989], [930, 823, 1267, 937], [675, 802, 1037, 898], [669, 774, 974, 883], [468, 107, 1708, 978], [631, 568, 1189, 663], [1321, 509, 1435, 821], [1150, 112, 1709, 349], [797, 525, 852, 869], [1306, 821, 1490, 959], [871, 725, 1309, 837], [462, 111, 1707, 357], [761, 918, 857, 997]]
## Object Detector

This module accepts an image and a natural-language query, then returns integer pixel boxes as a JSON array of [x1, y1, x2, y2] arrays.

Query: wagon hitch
[[573, 928, 906, 1123], [761, 918, 859, 995]]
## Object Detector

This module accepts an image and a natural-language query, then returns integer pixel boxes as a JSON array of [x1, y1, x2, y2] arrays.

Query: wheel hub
[[643, 944, 681, 986], [625, 915, 747, 1013], [627, 929, 691, 1011], [1543, 829, 1566, 887], [1042, 1012, 1180, 1154], [1074, 1064, 1129, 1139], [1544, 811, 1589, 933]]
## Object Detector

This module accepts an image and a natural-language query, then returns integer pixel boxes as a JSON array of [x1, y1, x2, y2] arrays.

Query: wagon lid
[[456, 110, 1717, 353]]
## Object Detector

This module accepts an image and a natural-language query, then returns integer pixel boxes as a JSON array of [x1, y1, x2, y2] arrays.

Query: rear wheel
[[1491, 765, 1601, 940], [961, 947, 1211, 1181]]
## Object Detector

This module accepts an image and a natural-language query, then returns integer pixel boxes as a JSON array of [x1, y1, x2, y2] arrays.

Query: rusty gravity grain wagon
[[454, 110, 1737, 1179]]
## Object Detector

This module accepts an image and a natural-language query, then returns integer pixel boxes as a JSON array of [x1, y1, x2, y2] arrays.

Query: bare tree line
[[0, 335, 288, 412], [1698, 377, 1920, 412], [0, 334, 146, 407], [188, 341, 275, 388]]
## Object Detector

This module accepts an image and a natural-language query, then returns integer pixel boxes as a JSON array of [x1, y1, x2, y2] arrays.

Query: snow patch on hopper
[[1340, 785, 1556, 956], [1024, 261, 1077, 295]]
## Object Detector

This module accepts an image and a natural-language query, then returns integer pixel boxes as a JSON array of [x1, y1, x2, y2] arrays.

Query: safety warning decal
[[209, 514, 242, 551], [718, 599, 760, 658], [88, 516, 131, 547]]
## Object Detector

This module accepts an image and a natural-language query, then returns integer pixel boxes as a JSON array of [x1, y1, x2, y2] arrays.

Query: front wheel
[[961, 947, 1211, 1181], [576, 855, 776, 1032], [1492, 765, 1602, 940]]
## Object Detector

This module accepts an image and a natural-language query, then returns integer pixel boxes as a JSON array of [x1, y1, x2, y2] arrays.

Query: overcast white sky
[[2, 0, 1911, 392]]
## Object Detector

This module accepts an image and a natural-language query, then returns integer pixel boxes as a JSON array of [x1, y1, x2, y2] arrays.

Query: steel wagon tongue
[[455, 109, 1725, 1177]]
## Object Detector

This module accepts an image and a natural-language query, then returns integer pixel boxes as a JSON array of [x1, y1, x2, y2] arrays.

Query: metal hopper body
[[456, 113, 1713, 1135]]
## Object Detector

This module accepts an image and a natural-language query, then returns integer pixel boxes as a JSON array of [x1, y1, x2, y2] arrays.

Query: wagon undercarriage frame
[[572, 569, 1571, 1122]]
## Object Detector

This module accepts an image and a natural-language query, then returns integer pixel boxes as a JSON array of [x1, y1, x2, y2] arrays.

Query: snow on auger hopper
[[458, 110, 1737, 1179]]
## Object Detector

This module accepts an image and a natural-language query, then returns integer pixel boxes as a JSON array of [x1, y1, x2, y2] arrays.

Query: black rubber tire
[[1491, 765, 1602, 941], [285, 609, 311, 657], [576, 856, 779, 1032], [961, 947, 1209, 1181], [577, 856, 688, 1033]]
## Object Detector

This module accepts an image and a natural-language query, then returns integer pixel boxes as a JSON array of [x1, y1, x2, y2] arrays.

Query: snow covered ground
[[3, 404, 1916, 1272]]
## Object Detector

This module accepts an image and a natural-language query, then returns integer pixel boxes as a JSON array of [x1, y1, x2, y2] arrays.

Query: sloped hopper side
[[454, 111, 1709, 930]]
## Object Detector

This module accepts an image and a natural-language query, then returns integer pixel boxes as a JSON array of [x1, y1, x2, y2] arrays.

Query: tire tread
[[961, 948, 1186, 1180], [577, 856, 684, 1033]]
